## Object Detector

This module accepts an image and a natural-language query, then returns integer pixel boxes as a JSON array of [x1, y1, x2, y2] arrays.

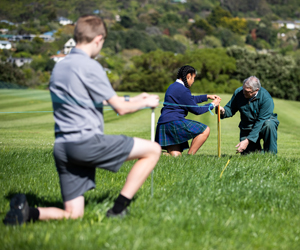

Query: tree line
[[1, 1, 300, 101], [117, 46, 300, 101]]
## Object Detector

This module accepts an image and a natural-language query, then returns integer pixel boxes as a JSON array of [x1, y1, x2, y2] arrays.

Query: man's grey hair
[[243, 76, 261, 91]]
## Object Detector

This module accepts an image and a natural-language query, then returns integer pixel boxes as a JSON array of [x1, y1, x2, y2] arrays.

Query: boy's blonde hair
[[74, 15, 107, 44]]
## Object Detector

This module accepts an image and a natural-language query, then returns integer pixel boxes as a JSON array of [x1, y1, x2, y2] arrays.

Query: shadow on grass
[[4, 191, 113, 209]]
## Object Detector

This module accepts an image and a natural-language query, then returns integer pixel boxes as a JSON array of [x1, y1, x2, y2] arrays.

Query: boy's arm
[[107, 93, 159, 115]]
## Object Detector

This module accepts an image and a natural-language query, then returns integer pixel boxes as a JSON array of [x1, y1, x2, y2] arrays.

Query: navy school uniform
[[155, 80, 214, 151]]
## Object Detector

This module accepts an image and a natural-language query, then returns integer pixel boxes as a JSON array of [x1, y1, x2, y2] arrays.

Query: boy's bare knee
[[69, 211, 84, 219], [65, 208, 84, 219], [153, 142, 161, 155], [64, 196, 84, 219]]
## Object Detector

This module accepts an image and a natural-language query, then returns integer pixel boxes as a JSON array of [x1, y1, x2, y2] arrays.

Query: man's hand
[[207, 95, 220, 100], [215, 105, 225, 115], [235, 139, 249, 153]]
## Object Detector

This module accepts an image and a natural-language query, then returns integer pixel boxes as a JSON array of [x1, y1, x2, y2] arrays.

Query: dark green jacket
[[222, 87, 279, 143]]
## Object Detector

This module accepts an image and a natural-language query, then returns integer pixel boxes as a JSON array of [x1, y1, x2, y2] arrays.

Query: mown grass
[[0, 89, 300, 250]]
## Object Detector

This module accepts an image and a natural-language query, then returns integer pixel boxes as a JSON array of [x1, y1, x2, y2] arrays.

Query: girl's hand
[[212, 97, 221, 106], [207, 95, 220, 100]]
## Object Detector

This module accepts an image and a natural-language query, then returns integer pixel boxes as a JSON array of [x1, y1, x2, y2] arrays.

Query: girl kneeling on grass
[[155, 65, 221, 156]]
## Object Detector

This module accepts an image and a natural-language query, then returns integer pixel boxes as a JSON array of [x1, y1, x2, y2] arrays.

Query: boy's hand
[[145, 95, 159, 108], [131, 92, 150, 102]]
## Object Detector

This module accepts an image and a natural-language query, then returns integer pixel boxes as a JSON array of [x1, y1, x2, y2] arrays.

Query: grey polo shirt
[[49, 48, 116, 142]]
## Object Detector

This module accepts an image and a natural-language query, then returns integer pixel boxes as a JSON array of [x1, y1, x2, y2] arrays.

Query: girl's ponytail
[[177, 65, 196, 88]]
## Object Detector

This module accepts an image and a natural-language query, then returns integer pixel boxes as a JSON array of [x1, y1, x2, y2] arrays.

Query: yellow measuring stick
[[220, 159, 230, 178]]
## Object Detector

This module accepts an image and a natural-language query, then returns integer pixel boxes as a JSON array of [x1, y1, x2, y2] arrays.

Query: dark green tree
[[0, 63, 25, 86], [120, 15, 134, 28], [119, 50, 180, 92], [207, 6, 232, 27], [227, 46, 300, 100]]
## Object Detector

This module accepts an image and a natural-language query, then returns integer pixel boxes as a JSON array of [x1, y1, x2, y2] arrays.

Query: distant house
[[38, 34, 54, 42], [272, 20, 300, 30], [0, 20, 15, 26], [43, 30, 56, 37], [0, 40, 12, 49], [58, 17, 73, 26], [64, 38, 76, 54], [6, 56, 32, 67], [50, 54, 66, 63], [7, 35, 23, 42], [7, 34, 54, 42], [115, 15, 121, 22], [171, 0, 187, 3], [0, 28, 9, 34]]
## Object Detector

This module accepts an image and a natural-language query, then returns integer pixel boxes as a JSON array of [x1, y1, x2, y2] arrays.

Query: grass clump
[[0, 89, 300, 249]]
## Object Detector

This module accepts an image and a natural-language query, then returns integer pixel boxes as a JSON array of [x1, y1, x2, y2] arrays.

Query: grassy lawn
[[0, 89, 299, 250]]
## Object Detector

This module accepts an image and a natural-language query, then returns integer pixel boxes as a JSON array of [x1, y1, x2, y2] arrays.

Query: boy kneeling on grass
[[3, 15, 161, 225]]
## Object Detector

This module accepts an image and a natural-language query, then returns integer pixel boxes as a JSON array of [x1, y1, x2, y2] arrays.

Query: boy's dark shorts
[[53, 134, 134, 202]]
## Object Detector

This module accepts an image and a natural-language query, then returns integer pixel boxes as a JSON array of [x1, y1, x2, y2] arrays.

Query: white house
[[286, 22, 295, 29], [58, 17, 73, 26], [0, 28, 9, 34], [0, 20, 15, 26], [38, 34, 54, 42], [272, 20, 300, 30], [171, 0, 187, 3], [6, 56, 32, 67], [8, 34, 54, 42], [115, 15, 121, 22], [50, 54, 66, 63], [0, 40, 12, 49], [64, 38, 76, 54]]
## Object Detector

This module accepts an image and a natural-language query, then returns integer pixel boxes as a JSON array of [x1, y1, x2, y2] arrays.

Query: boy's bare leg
[[188, 127, 210, 155], [38, 196, 85, 220], [120, 138, 161, 199], [166, 144, 182, 157]]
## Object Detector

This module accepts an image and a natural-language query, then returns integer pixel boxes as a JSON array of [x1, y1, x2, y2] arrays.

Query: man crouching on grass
[[3, 15, 161, 225]]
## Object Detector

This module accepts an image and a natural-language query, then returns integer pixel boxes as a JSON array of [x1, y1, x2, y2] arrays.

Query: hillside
[[1, 1, 300, 101]]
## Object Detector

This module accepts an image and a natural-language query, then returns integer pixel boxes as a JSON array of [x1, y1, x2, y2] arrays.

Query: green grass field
[[0, 89, 300, 250]]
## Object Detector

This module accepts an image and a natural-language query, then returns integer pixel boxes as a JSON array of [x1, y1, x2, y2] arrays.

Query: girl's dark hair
[[177, 65, 196, 88]]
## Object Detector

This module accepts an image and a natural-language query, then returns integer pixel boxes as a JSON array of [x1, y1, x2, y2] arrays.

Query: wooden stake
[[218, 105, 221, 158]]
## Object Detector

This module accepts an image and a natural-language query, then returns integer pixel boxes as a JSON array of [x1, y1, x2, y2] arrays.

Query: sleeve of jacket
[[184, 91, 213, 115], [222, 91, 239, 119], [193, 95, 208, 103], [247, 97, 274, 143]]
